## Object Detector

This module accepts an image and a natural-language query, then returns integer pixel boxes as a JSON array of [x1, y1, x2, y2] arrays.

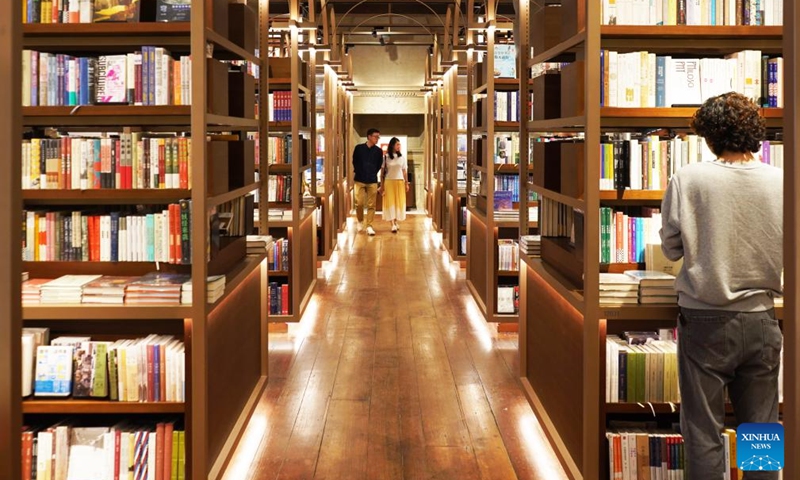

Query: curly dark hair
[[690, 92, 766, 157]]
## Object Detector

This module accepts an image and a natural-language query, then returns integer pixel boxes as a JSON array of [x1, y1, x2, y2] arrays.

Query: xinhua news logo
[[737, 423, 784, 472]]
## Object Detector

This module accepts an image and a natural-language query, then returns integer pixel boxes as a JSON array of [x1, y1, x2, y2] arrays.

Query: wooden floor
[[222, 215, 567, 480]]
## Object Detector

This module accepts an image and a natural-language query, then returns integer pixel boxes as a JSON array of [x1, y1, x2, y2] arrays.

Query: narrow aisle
[[223, 216, 568, 480]]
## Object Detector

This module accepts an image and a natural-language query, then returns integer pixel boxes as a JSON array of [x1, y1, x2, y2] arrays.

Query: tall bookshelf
[[464, 0, 534, 325], [0, 0, 22, 477], [518, 2, 790, 478], [266, 0, 317, 322], [15, 1, 270, 478], [426, 78, 446, 233]]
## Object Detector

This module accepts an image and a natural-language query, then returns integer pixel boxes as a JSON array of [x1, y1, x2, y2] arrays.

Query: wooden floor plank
[[314, 399, 371, 479]]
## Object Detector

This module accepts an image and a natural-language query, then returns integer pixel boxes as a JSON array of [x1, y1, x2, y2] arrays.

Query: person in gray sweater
[[660, 92, 783, 479]]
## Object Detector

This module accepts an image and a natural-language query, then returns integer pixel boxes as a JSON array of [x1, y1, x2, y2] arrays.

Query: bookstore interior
[[2, 0, 800, 479]]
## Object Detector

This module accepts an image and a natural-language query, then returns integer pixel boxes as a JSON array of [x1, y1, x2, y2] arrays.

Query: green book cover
[[107, 348, 118, 401], [177, 431, 185, 480], [171, 430, 180, 480], [91, 342, 108, 397]]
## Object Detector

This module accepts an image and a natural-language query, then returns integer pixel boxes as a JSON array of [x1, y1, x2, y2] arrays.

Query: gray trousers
[[678, 307, 782, 479]]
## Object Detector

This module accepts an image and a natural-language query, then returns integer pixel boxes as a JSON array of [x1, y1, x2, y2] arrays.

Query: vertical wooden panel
[[0, 0, 22, 478], [783, 0, 799, 477]]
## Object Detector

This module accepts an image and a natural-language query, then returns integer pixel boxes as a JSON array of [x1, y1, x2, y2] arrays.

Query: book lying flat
[[623, 270, 676, 288]]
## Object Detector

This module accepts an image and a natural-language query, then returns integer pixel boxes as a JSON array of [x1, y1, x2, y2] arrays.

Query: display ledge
[[23, 189, 191, 205], [23, 24, 259, 63], [23, 399, 185, 415], [497, 270, 520, 277], [529, 184, 586, 210], [495, 164, 532, 174], [267, 163, 314, 174], [208, 182, 260, 209], [208, 254, 266, 314], [522, 256, 584, 313], [24, 305, 192, 320], [605, 402, 784, 415], [23, 106, 260, 129], [491, 313, 519, 323], [267, 206, 316, 227], [529, 30, 586, 67], [493, 121, 521, 132], [267, 122, 312, 134], [268, 270, 290, 277]]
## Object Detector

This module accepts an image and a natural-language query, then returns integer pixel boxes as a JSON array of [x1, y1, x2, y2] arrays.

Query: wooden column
[[0, 0, 22, 478]]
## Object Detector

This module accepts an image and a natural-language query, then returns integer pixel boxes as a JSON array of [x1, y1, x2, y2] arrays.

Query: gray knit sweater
[[660, 160, 783, 311]]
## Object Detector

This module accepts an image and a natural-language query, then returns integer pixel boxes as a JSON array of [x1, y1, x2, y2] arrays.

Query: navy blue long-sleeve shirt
[[352, 143, 384, 184]]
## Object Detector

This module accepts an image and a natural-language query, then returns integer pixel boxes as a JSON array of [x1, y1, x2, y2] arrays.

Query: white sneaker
[[356, 222, 364, 232], [391, 224, 398, 233], [366, 226, 376, 236]]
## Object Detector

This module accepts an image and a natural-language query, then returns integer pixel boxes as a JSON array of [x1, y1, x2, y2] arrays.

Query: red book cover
[[114, 429, 121, 480], [163, 423, 174, 480], [281, 284, 289, 315], [93, 215, 102, 262], [159, 343, 167, 402], [46, 212, 54, 261], [155, 423, 165, 480], [135, 56, 142, 105], [22, 431, 32, 480], [169, 204, 178, 264], [93, 141, 102, 189]]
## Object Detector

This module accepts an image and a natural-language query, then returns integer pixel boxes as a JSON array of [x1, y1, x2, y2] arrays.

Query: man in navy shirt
[[352, 128, 384, 235]]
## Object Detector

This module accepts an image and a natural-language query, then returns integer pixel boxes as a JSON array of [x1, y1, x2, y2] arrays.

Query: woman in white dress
[[380, 137, 409, 233]]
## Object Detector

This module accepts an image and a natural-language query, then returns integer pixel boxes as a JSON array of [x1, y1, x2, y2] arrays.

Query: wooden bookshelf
[[264, 2, 318, 323], [518, 2, 795, 479], [13, 3, 271, 478]]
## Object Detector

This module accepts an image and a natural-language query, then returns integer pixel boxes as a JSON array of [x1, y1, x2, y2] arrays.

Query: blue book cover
[[656, 56, 666, 107], [493, 44, 516, 78], [110, 211, 120, 262], [493, 190, 514, 211], [146, 213, 155, 261]]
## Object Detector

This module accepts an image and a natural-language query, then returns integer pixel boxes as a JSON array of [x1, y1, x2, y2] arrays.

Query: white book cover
[[34, 345, 74, 396], [497, 286, 515, 313], [41, 275, 102, 289], [97, 55, 127, 104], [22, 333, 35, 397], [665, 58, 701, 107]]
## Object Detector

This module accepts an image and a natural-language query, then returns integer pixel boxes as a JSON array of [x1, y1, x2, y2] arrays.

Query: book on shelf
[[267, 174, 292, 202], [246, 234, 274, 254], [34, 345, 74, 396], [493, 91, 521, 122], [599, 207, 662, 264], [23, 202, 192, 264], [493, 43, 517, 78], [181, 275, 226, 304], [623, 270, 676, 288], [267, 238, 289, 271], [606, 334, 680, 404], [519, 235, 541, 257], [602, 0, 783, 26], [156, 0, 191, 22], [22, 49, 192, 107], [497, 285, 520, 314], [601, 49, 782, 108], [497, 239, 520, 271], [494, 134, 519, 164], [126, 272, 189, 305], [40, 274, 101, 304], [267, 135, 293, 164], [646, 243, 684, 277], [82, 276, 136, 304], [493, 190, 514, 211], [460, 234, 467, 255], [21, 422, 186, 480], [268, 282, 290, 315], [22, 0, 143, 23], [22, 133, 192, 190], [267, 91, 293, 122]]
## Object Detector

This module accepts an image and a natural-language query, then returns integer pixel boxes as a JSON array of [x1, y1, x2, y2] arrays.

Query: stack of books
[[126, 273, 190, 305], [624, 270, 677, 304], [81, 277, 135, 304], [246, 235, 274, 255], [302, 195, 316, 209], [519, 235, 541, 257], [22, 279, 49, 305], [599, 273, 640, 305], [181, 275, 226, 304], [40, 275, 101, 304]]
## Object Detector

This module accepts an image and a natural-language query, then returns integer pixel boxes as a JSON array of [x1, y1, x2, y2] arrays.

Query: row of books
[[266, 134, 293, 164], [600, 207, 661, 265], [246, 235, 274, 255], [267, 91, 294, 122], [23, 203, 192, 264], [22, 49, 192, 107], [494, 134, 520, 164], [603, 0, 783, 26], [460, 234, 467, 256], [268, 238, 290, 272], [23, 329, 185, 402], [540, 197, 575, 238], [22, 134, 192, 191], [497, 239, 520, 271], [606, 331, 680, 403], [21, 422, 185, 480], [600, 134, 783, 191], [22, 273, 224, 305], [607, 428, 700, 480], [268, 282, 290, 315], [497, 285, 520, 314], [600, 50, 781, 108], [601, 270, 679, 305], [267, 174, 292, 203], [495, 177, 520, 204], [493, 91, 522, 123]]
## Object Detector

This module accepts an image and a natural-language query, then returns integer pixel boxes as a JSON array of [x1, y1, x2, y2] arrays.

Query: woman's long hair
[[387, 137, 403, 159]]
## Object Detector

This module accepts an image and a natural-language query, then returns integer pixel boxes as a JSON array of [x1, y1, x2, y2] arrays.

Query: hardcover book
[[34, 345, 74, 397], [93, 0, 141, 22], [156, 0, 190, 22]]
